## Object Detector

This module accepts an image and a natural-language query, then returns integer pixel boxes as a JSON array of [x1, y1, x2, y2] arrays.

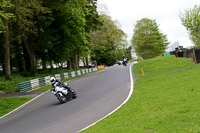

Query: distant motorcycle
[[51, 82, 77, 103]]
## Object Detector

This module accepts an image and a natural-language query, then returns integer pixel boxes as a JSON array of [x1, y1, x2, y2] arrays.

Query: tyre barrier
[[18, 68, 98, 92]]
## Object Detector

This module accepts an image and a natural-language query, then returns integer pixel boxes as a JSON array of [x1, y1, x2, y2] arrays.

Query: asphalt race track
[[0, 63, 135, 133]]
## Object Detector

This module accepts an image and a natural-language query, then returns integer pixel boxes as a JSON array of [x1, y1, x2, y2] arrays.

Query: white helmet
[[50, 77, 56, 84]]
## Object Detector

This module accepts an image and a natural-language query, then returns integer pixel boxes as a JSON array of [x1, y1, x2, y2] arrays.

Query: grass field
[[81, 56, 200, 133], [0, 97, 32, 117]]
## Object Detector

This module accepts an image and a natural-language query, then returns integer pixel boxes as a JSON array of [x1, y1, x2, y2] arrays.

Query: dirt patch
[[0, 91, 6, 94], [0, 90, 47, 98]]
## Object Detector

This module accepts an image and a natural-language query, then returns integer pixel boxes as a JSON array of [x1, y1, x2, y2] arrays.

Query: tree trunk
[[67, 61, 70, 69], [50, 61, 54, 69], [77, 54, 80, 68], [16, 46, 25, 72], [42, 60, 47, 70], [75, 54, 79, 69], [71, 57, 75, 69], [3, 7, 11, 80], [22, 31, 37, 76], [82, 57, 86, 67], [74, 55, 77, 69], [61, 62, 63, 68], [85, 54, 89, 68], [22, 43, 31, 71]]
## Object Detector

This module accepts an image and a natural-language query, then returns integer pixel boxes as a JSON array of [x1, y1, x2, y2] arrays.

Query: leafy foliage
[[90, 15, 130, 66], [0, 0, 102, 80], [91, 45, 117, 66], [0, 0, 14, 33], [132, 18, 169, 59], [180, 5, 200, 47]]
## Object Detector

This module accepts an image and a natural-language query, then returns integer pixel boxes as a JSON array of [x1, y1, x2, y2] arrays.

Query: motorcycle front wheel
[[56, 93, 67, 103]]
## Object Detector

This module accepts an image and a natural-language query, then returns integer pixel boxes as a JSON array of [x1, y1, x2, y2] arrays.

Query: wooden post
[[193, 48, 197, 63], [176, 51, 178, 58]]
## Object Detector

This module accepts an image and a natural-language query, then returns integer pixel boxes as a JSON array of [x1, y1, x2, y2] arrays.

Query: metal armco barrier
[[18, 68, 98, 92]]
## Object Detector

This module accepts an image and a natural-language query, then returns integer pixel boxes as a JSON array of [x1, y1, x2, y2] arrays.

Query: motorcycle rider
[[121, 55, 128, 65], [50, 77, 69, 91]]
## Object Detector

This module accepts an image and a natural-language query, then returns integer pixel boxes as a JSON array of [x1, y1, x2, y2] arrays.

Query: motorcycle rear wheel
[[69, 87, 77, 98]]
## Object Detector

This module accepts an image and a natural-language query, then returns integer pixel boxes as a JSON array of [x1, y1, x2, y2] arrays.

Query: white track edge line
[[79, 62, 135, 132], [0, 90, 49, 120]]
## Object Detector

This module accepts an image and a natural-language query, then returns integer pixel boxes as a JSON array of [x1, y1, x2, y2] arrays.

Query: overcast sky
[[97, 0, 200, 48]]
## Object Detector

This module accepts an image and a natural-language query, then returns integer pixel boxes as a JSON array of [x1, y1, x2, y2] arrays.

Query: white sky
[[97, 0, 200, 48]]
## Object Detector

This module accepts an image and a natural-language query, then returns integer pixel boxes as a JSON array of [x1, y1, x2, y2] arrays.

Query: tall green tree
[[43, 0, 102, 69], [91, 15, 126, 51], [0, 0, 14, 80], [180, 5, 200, 47], [132, 18, 169, 59], [0, 0, 102, 78], [13, 0, 52, 75], [79, 0, 102, 67], [13, 0, 43, 75], [43, 0, 88, 69], [90, 15, 128, 66]]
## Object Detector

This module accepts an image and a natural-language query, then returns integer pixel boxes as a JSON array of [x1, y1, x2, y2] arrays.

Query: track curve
[[0, 63, 135, 133]]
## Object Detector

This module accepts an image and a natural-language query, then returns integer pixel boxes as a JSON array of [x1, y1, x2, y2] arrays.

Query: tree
[[90, 15, 128, 66], [42, 0, 100, 69], [0, 0, 13, 33], [0, 0, 102, 79], [13, 0, 51, 76], [180, 5, 200, 47], [13, 0, 37, 75], [0, 0, 14, 80], [131, 18, 169, 59]]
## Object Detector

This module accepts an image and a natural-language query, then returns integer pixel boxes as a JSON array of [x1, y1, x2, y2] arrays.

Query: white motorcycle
[[51, 82, 77, 103]]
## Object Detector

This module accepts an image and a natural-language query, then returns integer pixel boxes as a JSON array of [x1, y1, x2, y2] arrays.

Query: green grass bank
[[0, 97, 32, 117], [81, 56, 200, 133]]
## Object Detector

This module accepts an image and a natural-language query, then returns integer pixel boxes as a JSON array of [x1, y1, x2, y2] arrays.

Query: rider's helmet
[[50, 77, 56, 84]]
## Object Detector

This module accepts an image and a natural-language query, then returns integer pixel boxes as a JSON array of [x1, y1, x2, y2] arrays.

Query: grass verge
[[81, 56, 200, 133], [128, 59, 140, 63], [0, 68, 84, 93], [0, 97, 32, 117]]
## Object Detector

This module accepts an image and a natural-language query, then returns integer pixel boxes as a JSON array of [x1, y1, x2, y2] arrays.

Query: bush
[[91, 46, 117, 66], [20, 72, 32, 77]]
